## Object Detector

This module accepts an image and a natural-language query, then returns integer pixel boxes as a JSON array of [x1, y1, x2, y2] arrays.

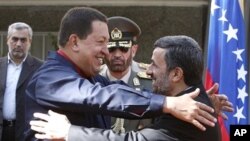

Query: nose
[[102, 45, 109, 56], [16, 39, 23, 46], [113, 49, 123, 57]]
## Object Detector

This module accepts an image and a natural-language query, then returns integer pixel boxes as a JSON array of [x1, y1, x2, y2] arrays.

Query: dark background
[[0, 5, 208, 63]]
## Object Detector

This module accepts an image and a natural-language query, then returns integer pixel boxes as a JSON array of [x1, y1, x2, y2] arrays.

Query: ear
[[68, 34, 79, 52], [170, 67, 184, 82], [131, 44, 138, 58]]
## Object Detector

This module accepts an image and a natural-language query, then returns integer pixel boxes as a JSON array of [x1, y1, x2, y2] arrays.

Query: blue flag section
[[205, 0, 249, 141]]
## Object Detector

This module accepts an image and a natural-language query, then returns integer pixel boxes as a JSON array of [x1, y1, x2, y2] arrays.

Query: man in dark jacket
[[0, 22, 43, 141], [24, 7, 219, 141], [30, 35, 223, 141]]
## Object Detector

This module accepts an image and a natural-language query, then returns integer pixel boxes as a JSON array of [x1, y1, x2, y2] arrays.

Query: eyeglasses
[[11, 37, 28, 43], [108, 47, 130, 53]]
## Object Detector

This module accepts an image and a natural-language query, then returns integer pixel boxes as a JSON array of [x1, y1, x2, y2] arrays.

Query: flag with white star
[[205, 0, 248, 141]]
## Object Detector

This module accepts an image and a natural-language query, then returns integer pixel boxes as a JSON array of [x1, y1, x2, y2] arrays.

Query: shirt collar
[[7, 53, 27, 65], [57, 50, 86, 78]]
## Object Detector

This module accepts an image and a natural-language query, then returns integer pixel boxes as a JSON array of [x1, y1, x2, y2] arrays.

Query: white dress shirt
[[2, 54, 26, 120]]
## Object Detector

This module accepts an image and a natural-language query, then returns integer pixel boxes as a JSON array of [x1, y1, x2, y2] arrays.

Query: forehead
[[151, 47, 167, 69], [90, 20, 109, 39], [152, 47, 166, 61], [9, 29, 29, 38]]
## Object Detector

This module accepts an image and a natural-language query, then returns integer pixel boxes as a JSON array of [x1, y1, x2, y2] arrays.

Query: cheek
[[24, 45, 30, 51], [7, 41, 13, 47], [155, 78, 164, 87], [26, 43, 31, 48], [156, 72, 168, 85]]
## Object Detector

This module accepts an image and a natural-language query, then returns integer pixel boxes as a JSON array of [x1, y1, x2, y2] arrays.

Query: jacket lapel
[[16, 55, 34, 89]]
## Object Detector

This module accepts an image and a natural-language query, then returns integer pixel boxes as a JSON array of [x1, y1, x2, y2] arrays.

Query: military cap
[[107, 16, 141, 48]]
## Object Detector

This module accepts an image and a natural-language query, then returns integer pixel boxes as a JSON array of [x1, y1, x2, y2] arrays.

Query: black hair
[[154, 35, 203, 86], [58, 7, 107, 47]]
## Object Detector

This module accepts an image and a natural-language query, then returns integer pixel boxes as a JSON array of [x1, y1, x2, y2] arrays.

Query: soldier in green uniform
[[99, 16, 152, 133]]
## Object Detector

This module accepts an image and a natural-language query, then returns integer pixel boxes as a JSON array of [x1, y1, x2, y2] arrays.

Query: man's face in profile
[[147, 47, 173, 95]]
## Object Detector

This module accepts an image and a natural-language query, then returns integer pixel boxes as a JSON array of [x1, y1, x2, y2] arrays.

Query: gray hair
[[7, 22, 33, 39]]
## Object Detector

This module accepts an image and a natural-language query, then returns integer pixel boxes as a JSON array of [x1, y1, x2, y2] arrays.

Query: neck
[[9, 55, 25, 65], [109, 67, 130, 80], [58, 48, 90, 78], [169, 82, 189, 96]]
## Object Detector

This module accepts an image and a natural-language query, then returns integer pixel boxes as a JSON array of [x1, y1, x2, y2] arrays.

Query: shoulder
[[129, 70, 152, 91], [31, 56, 43, 64], [0, 56, 7, 62], [26, 55, 43, 65], [136, 71, 152, 88], [132, 61, 150, 72], [137, 62, 150, 70], [137, 71, 151, 80]]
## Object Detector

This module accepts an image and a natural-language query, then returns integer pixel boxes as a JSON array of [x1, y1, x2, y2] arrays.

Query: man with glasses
[[100, 16, 152, 133], [0, 22, 43, 141]]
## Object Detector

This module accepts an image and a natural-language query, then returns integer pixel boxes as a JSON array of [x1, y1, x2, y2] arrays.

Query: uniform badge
[[133, 77, 140, 86], [111, 28, 122, 40]]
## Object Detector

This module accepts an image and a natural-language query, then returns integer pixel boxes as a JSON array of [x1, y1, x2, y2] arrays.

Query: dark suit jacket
[[0, 55, 43, 141], [24, 51, 165, 141], [67, 83, 221, 141]]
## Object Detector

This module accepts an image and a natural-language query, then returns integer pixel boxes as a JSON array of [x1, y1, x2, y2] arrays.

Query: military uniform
[[100, 65, 152, 92], [100, 65, 152, 132], [101, 16, 153, 133], [131, 60, 150, 72]]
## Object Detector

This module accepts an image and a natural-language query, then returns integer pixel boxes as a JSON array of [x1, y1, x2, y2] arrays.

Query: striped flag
[[205, 0, 249, 141]]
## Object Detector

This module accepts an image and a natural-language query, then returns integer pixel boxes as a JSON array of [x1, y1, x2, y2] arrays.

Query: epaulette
[[137, 71, 151, 79], [138, 62, 150, 70]]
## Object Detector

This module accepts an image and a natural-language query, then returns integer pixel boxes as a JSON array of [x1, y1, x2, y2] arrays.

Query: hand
[[206, 83, 234, 120], [30, 110, 71, 140], [163, 88, 217, 131]]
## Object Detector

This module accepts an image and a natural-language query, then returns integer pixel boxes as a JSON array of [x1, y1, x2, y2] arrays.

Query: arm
[[30, 111, 177, 141], [67, 126, 173, 141], [31, 89, 216, 136], [28, 66, 216, 130], [27, 70, 165, 119]]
